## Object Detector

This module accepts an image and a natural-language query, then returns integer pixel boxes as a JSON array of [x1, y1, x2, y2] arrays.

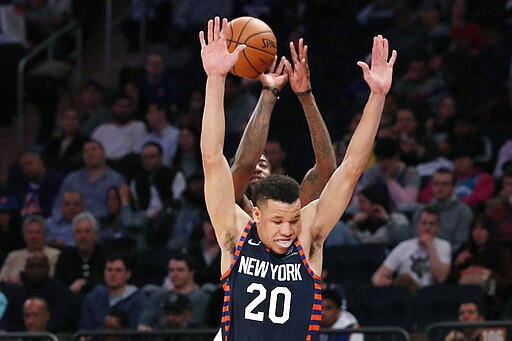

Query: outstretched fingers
[[275, 56, 286, 74], [207, 19, 213, 45], [289, 41, 299, 65]]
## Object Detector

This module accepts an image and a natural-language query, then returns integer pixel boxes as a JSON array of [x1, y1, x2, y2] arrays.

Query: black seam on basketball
[[235, 18, 253, 46], [225, 39, 276, 56], [242, 49, 262, 76]]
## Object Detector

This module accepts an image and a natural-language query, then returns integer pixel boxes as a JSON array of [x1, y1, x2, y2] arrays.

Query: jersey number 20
[[245, 283, 291, 324]]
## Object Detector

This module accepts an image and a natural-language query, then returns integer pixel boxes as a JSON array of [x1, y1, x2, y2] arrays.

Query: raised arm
[[231, 57, 288, 213], [199, 17, 247, 252], [312, 35, 397, 240], [284, 38, 336, 206]]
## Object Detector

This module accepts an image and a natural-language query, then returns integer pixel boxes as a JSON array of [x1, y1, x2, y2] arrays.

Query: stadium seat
[[415, 284, 486, 332]]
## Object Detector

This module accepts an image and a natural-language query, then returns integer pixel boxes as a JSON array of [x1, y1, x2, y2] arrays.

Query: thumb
[[357, 61, 370, 78], [232, 44, 246, 59]]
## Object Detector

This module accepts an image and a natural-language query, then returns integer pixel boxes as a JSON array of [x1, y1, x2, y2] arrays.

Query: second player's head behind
[[251, 174, 301, 254]]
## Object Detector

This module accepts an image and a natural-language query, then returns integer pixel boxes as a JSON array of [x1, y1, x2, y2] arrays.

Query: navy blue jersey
[[220, 220, 322, 341]]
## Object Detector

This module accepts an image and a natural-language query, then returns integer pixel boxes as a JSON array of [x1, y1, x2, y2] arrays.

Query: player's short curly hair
[[252, 174, 300, 208]]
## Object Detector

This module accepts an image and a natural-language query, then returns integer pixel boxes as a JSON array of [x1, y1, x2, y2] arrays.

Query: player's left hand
[[199, 17, 246, 77], [258, 55, 288, 91], [357, 35, 397, 96]]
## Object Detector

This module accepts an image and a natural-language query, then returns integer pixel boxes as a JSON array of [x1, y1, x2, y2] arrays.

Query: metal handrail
[[0, 332, 59, 340], [425, 320, 512, 340], [104, 0, 146, 80], [16, 19, 82, 149]]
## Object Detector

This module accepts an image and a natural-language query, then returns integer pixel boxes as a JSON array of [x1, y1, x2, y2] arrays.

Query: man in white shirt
[[372, 206, 451, 291]]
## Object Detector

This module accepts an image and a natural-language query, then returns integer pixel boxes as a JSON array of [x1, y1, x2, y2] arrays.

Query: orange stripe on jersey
[[309, 325, 320, 331]]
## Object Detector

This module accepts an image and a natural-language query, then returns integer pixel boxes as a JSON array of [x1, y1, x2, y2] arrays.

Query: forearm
[[299, 92, 336, 204], [428, 246, 449, 283], [201, 75, 227, 161], [231, 91, 275, 198]]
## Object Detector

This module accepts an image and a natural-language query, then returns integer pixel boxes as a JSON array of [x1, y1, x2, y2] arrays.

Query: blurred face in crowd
[[24, 253, 50, 283], [19, 153, 45, 179], [112, 98, 133, 124], [458, 303, 483, 322], [141, 144, 162, 172], [164, 309, 192, 329], [437, 96, 456, 122], [24, 221, 46, 252], [81, 84, 102, 109], [104, 259, 131, 291], [61, 109, 80, 136], [395, 109, 417, 135], [83, 141, 106, 169], [24, 298, 50, 332], [145, 104, 166, 130], [472, 221, 489, 247], [73, 218, 97, 252], [431, 172, 454, 201], [321, 297, 341, 328], [107, 188, 121, 216], [61, 191, 84, 221], [264, 141, 286, 172], [178, 128, 197, 152], [146, 53, 165, 78], [168, 259, 194, 290], [202, 218, 217, 243], [417, 211, 439, 238], [452, 155, 473, 174]]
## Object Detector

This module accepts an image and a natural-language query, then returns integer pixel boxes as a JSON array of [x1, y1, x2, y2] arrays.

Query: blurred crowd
[[0, 0, 512, 337]]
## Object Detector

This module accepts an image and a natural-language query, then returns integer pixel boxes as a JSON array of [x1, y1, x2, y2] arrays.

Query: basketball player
[[231, 37, 336, 214], [200, 17, 396, 341]]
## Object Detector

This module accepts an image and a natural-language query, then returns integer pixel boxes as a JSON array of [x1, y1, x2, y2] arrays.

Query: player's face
[[250, 155, 271, 188], [254, 199, 301, 254], [458, 303, 483, 322]]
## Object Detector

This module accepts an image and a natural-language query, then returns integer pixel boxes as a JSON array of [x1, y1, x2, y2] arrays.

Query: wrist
[[295, 88, 312, 97], [262, 85, 280, 99]]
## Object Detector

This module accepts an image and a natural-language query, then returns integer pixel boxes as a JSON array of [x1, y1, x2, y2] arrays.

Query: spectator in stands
[[80, 254, 143, 330], [393, 107, 439, 165], [486, 167, 512, 242], [54, 212, 105, 297], [104, 307, 130, 336], [0, 195, 24, 267], [131, 141, 185, 218], [346, 184, 410, 245], [184, 213, 221, 286], [392, 55, 449, 111], [23, 297, 50, 333], [357, 137, 421, 213], [14, 252, 77, 332], [137, 253, 210, 331], [43, 108, 89, 175], [133, 50, 180, 109], [449, 0, 487, 54], [412, 167, 473, 253], [45, 190, 84, 248], [425, 95, 457, 158], [171, 125, 202, 178], [54, 140, 125, 220], [162, 293, 200, 331], [122, 80, 147, 121], [91, 93, 147, 162], [0, 215, 60, 284], [372, 207, 451, 293], [167, 173, 205, 250], [420, 143, 494, 211], [450, 215, 512, 315], [8, 149, 62, 218], [136, 102, 180, 166], [77, 80, 114, 137], [223, 73, 257, 140], [320, 289, 362, 341], [444, 300, 486, 341]]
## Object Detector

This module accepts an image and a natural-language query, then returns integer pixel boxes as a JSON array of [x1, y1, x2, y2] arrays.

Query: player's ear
[[253, 207, 261, 223]]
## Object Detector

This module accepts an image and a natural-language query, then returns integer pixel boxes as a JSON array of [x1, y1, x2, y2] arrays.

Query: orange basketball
[[225, 17, 277, 79]]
